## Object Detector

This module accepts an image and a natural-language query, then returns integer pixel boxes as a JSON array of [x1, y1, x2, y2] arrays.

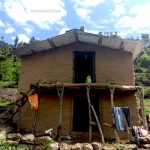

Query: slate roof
[[13, 29, 144, 60]]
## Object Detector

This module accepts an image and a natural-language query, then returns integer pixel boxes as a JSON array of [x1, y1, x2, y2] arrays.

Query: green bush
[[0, 139, 28, 150], [144, 87, 150, 99]]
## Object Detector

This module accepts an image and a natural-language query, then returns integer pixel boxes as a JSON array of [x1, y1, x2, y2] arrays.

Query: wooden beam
[[98, 37, 102, 47], [91, 105, 105, 144], [109, 86, 120, 143], [119, 41, 124, 50], [32, 95, 40, 134], [56, 84, 64, 142], [47, 38, 56, 49], [86, 86, 92, 142], [73, 30, 78, 43]]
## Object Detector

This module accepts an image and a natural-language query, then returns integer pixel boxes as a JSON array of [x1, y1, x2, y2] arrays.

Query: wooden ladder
[[86, 86, 105, 143], [0, 88, 33, 124]]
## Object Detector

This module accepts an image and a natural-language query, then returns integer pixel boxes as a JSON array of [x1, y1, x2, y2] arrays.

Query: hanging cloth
[[28, 93, 38, 110], [112, 107, 125, 130], [112, 107, 130, 131]]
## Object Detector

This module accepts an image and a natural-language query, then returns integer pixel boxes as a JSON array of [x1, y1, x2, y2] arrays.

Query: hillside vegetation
[[134, 48, 150, 98], [0, 39, 150, 99]]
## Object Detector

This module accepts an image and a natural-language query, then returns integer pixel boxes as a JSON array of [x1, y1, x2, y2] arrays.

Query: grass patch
[[144, 99, 150, 106], [144, 99, 150, 114], [0, 81, 17, 88], [0, 139, 28, 150], [0, 98, 12, 107]]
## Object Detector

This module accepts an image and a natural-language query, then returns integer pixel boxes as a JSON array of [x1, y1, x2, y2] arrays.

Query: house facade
[[14, 29, 144, 140]]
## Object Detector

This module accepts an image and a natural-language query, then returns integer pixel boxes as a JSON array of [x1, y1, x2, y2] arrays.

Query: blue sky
[[0, 0, 150, 44]]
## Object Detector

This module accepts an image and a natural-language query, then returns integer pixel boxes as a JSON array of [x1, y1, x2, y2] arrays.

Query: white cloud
[[112, 0, 129, 4], [1, 0, 67, 30], [115, 2, 150, 33], [85, 29, 99, 34], [72, 0, 105, 22], [15, 34, 30, 43], [0, 19, 5, 27], [59, 27, 70, 34], [111, 4, 125, 17], [73, 0, 105, 7], [5, 27, 15, 33], [76, 8, 91, 22], [24, 27, 33, 35]]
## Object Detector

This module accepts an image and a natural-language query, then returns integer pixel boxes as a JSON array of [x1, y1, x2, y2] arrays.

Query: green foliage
[[144, 99, 150, 114], [0, 139, 28, 150], [0, 40, 21, 86], [43, 139, 55, 149], [144, 87, 150, 99], [134, 48, 150, 98]]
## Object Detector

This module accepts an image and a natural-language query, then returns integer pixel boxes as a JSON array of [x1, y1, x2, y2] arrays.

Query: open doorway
[[73, 51, 99, 132], [73, 51, 95, 83]]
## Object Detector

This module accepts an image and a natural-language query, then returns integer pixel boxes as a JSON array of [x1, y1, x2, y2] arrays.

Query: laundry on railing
[[112, 107, 130, 131]]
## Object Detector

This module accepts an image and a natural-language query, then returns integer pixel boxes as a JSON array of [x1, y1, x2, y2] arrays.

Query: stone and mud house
[[13, 29, 145, 141]]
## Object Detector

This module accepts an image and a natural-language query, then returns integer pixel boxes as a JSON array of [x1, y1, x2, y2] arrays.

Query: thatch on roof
[[13, 29, 144, 60]]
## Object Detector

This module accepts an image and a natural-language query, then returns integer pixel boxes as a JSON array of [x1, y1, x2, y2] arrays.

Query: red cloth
[[28, 94, 38, 110]]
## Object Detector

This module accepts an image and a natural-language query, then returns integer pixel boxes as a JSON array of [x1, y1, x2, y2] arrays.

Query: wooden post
[[86, 86, 92, 142], [137, 87, 148, 130], [57, 84, 64, 142], [32, 95, 40, 134], [109, 86, 120, 143], [91, 105, 105, 143]]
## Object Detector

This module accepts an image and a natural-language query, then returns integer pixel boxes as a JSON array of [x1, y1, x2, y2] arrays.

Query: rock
[[71, 143, 83, 150], [7, 140, 19, 146], [0, 126, 11, 139], [61, 135, 72, 140], [17, 144, 33, 149], [124, 144, 138, 150], [91, 142, 102, 150], [139, 135, 150, 144], [0, 133, 6, 139], [141, 144, 150, 149], [83, 143, 93, 150], [60, 143, 69, 150], [47, 142, 59, 150], [34, 136, 51, 145], [7, 133, 22, 141], [21, 133, 35, 142], [35, 145, 45, 150], [103, 146, 115, 150]]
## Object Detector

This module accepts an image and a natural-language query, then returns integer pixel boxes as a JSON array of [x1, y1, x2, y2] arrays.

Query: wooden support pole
[[17, 97, 24, 132], [57, 84, 64, 142], [91, 105, 105, 143], [86, 86, 92, 142], [32, 95, 40, 134], [137, 88, 148, 130], [109, 86, 120, 143]]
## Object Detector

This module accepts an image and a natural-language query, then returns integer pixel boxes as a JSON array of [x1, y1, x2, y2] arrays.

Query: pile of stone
[[1, 126, 150, 150]]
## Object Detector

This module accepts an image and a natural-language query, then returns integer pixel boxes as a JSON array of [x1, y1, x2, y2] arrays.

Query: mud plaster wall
[[17, 43, 134, 95], [101, 91, 140, 139], [20, 94, 72, 135], [15, 43, 136, 137]]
